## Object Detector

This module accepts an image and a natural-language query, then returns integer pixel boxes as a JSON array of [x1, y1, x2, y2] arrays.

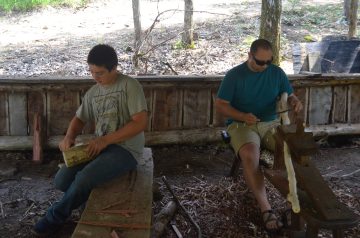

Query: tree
[[132, 0, 142, 49], [348, 0, 359, 39], [344, 0, 351, 22], [182, 0, 194, 48], [259, 0, 282, 65]]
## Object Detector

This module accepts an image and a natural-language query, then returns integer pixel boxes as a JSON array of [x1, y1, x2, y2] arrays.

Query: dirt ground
[[0, 0, 355, 76], [0, 136, 359, 238]]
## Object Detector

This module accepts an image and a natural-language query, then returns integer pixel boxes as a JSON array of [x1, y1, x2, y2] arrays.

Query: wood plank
[[332, 86, 347, 123], [3, 123, 360, 150], [211, 88, 227, 127], [152, 88, 182, 131], [143, 88, 153, 132], [8, 92, 28, 135], [349, 85, 360, 123], [308, 87, 332, 125], [79, 90, 94, 135], [289, 87, 308, 124], [72, 148, 153, 238], [293, 160, 354, 221], [47, 91, 80, 135], [28, 91, 46, 136], [183, 89, 211, 128], [0, 92, 9, 136]]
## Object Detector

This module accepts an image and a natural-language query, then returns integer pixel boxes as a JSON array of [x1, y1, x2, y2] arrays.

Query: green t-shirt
[[217, 62, 293, 124], [76, 73, 148, 161]]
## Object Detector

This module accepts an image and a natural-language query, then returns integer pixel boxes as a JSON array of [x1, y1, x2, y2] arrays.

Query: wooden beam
[[1, 124, 360, 150]]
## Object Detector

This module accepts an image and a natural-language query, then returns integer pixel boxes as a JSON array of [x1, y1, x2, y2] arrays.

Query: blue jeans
[[45, 144, 137, 224]]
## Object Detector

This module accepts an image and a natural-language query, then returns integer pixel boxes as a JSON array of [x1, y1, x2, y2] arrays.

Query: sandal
[[262, 209, 283, 233]]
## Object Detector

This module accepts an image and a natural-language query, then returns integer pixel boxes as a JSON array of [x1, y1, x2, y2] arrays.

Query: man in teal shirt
[[216, 39, 302, 233]]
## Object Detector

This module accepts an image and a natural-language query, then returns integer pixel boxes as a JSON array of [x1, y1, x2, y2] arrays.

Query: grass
[[0, 0, 88, 12]]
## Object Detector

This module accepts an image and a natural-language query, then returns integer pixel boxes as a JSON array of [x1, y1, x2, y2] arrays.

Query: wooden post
[[32, 112, 44, 163]]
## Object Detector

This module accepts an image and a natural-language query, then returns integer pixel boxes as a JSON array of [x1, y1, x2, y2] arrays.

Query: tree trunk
[[344, 0, 351, 22], [348, 0, 359, 39], [182, 0, 194, 47], [132, 0, 142, 49], [259, 0, 282, 65]]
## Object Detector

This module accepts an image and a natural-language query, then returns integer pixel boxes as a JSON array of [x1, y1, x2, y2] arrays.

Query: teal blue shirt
[[217, 62, 293, 124]]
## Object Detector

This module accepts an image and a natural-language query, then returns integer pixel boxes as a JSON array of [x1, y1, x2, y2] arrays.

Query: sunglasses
[[252, 54, 273, 66]]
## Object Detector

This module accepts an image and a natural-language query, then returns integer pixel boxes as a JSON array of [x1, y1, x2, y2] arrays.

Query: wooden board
[[332, 86, 347, 123], [289, 87, 308, 124], [79, 90, 95, 135], [183, 89, 211, 128], [211, 88, 227, 127], [152, 88, 182, 131], [0, 92, 9, 136], [28, 92, 46, 135], [293, 160, 355, 221], [308, 87, 332, 125], [349, 85, 360, 123], [72, 148, 153, 238], [8, 92, 27, 135], [47, 91, 80, 135], [143, 88, 153, 132]]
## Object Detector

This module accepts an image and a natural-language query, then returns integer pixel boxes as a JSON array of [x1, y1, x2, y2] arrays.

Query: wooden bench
[[222, 124, 359, 238], [71, 148, 153, 238]]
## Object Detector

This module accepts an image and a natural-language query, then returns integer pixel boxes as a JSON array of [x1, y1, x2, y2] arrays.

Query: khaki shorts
[[227, 119, 280, 154]]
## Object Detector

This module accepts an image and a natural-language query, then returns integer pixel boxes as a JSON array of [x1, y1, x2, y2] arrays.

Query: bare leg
[[239, 142, 282, 230]]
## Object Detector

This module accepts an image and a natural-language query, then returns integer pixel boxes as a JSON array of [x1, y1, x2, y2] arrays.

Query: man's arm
[[59, 117, 85, 151], [288, 94, 303, 113], [215, 98, 259, 125], [86, 110, 148, 158]]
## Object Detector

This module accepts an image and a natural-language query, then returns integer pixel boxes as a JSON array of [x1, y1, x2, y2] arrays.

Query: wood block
[[71, 148, 153, 238]]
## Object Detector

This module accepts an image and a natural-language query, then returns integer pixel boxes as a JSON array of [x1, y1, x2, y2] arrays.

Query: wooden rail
[[0, 74, 360, 149]]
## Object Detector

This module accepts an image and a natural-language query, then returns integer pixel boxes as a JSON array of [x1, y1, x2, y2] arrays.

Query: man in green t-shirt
[[216, 39, 302, 233], [33, 44, 148, 236]]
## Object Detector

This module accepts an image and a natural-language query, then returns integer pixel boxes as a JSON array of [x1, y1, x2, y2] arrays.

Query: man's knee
[[238, 143, 259, 161]]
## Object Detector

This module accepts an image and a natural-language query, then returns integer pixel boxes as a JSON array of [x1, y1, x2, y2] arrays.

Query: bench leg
[[332, 229, 344, 238], [305, 225, 318, 238]]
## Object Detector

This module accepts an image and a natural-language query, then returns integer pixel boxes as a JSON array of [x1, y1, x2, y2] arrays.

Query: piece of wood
[[72, 148, 153, 238], [349, 84, 360, 123], [183, 89, 211, 128], [8, 92, 27, 136], [143, 88, 154, 132], [152, 88, 183, 131], [47, 91, 79, 135], [211, 88, 227, 127], [32, 113, 44, 163], [27, 92, 46, 136], [289, 87, 308, 124], [308, 87, 332, 125], [332, 86, 348, 123], [0, 92, 9, 136], [293, 160, 355, 221], [3, 123, 360, 150], [151, 201, 177, 238]]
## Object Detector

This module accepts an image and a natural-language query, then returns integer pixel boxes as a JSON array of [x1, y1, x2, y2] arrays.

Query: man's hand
[[86, 136, 109, 158], [243, 113, 260, 125], [289, 96, 303, 113], [59, 137, 75, 152]]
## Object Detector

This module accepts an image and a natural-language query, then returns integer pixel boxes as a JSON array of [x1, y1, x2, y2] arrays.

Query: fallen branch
[[341, 168, 360, 178], [151, 200, 177, 238], [0, 199, 4, 218], [20, 202, 35, 221], [77, 220, 150, 230]]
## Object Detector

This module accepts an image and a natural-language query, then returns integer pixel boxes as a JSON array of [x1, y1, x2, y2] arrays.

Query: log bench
[[71, 148, 153, 238], [221, 124, 359, 238]]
